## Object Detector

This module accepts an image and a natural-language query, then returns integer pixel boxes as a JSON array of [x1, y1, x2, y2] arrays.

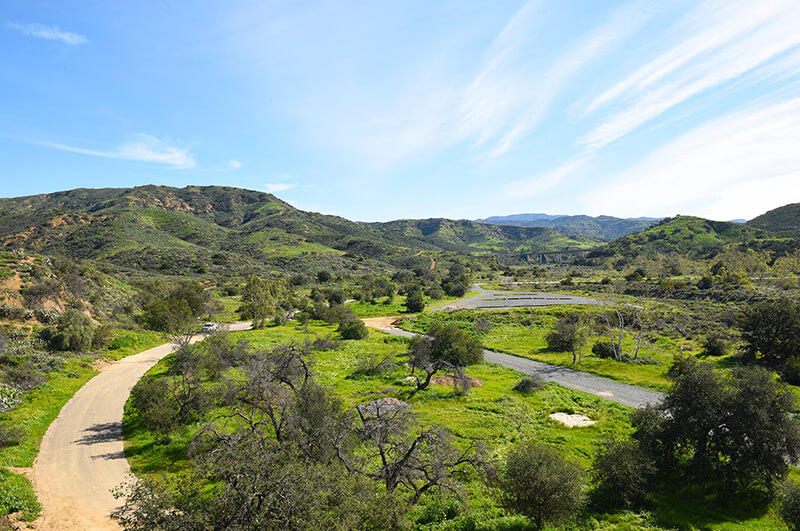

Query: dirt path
[[33, 322, 251, 530]]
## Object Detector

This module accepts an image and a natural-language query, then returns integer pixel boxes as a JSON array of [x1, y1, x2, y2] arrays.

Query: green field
[[122, 323, 792, 529]]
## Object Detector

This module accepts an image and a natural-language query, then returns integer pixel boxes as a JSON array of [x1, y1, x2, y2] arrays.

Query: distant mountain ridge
[[476, 213, 661, 240]]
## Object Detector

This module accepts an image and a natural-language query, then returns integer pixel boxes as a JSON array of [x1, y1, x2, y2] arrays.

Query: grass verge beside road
[[0, 330, 163, 520]]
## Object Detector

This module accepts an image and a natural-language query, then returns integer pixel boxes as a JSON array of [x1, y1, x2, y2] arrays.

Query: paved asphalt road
[[365, 323, 663, 409], [33, 322, 252, 530], [436, 284, 600, 310]]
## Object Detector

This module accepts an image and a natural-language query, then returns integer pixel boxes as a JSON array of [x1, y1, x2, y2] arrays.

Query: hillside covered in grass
[[592, 215, 770, 259], [0, 186, 601, 276], [748, 203, 800, 233]]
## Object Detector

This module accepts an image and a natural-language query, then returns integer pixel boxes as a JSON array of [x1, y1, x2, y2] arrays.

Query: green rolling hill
[[0, 185, 600, 275], [592, 215, 770, 258]]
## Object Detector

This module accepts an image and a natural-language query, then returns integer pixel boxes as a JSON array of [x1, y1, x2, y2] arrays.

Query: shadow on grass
[[592, 476, 774, 530]]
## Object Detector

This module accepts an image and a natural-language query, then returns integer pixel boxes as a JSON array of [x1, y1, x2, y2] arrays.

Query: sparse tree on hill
[[239, 275, 291, 329]]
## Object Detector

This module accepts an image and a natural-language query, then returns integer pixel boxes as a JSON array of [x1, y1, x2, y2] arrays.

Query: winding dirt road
[[33, 322, 251, 530]]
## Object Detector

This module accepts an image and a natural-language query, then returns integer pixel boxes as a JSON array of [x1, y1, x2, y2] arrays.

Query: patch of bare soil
[[362, 316, 406, 329], [548, 412, 596, 427], [430, 375, 484, 388], [91, 358, 113, 371]]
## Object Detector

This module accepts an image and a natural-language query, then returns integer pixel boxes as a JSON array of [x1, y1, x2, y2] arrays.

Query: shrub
[[475, 318, 493, 334], [499, 440, 585, 530], [312, 334, 339, 350], [513, 375, 545, 393], [697, 276, 713, 289], [592, 341, 616, 359], [779, 480, 800, 531], [50, 309, 95, 352], [0, 422, 24, 449], [625, 268, 646, 282], [590, 438, 654, 508], [339, 319, 369, 340], [353, 352, 397, 377], [600, 277, 612, 285], [405, 289, 425, 313], [0, 384, 23, 413], [700, 335, 729, 357]]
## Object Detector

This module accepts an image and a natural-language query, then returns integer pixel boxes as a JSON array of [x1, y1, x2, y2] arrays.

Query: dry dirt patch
[[549, 412, 596, 427], [430, 375, 484, 388]]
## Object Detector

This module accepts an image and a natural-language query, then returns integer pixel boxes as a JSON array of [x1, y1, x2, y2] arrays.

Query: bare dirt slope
[[33, 322, 251, 530]]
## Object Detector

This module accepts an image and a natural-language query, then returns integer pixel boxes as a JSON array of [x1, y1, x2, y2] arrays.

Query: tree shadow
[[74, 421, 122, 445]]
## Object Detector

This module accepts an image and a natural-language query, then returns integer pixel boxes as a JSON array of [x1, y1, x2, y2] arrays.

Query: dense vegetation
[[2, 185, 800, 528]]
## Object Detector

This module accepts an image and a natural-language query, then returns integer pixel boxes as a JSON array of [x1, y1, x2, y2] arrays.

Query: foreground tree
[[115, 437, 406, 531], [633, 356, 800, 493], [341, 398, 486, 506], [498, 440, 585, 530]]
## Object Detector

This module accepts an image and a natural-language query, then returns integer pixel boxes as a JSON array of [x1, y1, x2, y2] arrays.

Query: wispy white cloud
[[227, 159, 243, 170], [487, 1, 655, 158], [582, 96, 800, 219], [498, 156, 590, 201], [264, 183, 295, 194], [7, 22, 87, 46], [579, 0, 800, 151], [42, 134, 195, 168]]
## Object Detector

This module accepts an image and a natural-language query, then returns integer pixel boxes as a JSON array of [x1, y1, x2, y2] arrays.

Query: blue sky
[[2, 1, 800, 222]]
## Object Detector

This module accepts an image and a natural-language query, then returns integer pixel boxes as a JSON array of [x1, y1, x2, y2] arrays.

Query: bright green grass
[[0, 330, 162, 468], [211, 294, 242, 323], [404, 309, 677, 391], [347, 295, 413, 317], [122, 323, 794, 530], [346, 290, 481, 318], [0, 468, 40, 520], [0, 330, 162, 519]]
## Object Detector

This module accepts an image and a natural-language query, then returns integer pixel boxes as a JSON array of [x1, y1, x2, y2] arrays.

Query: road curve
[[363, 320, 662, 409], [33, 322, 251, 531]]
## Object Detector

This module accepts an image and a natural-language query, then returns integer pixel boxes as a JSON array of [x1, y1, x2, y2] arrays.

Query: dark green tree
[[545, 315, 589, 364], [338, 319, 368, 340], [441, 263, 471, 297], [407, 323, 483, 391], [404, 287, 425, 313], [238, 275, 292, 329], [590, 438, 654, 508], [739, 299, 800, 371], [498, 440, 585, 530], [633, 356, 800, 493], [142, 281, 209, 336]]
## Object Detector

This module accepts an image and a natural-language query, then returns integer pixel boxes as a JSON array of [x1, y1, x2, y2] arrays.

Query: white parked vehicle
[[201, 323, 218, 333]]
